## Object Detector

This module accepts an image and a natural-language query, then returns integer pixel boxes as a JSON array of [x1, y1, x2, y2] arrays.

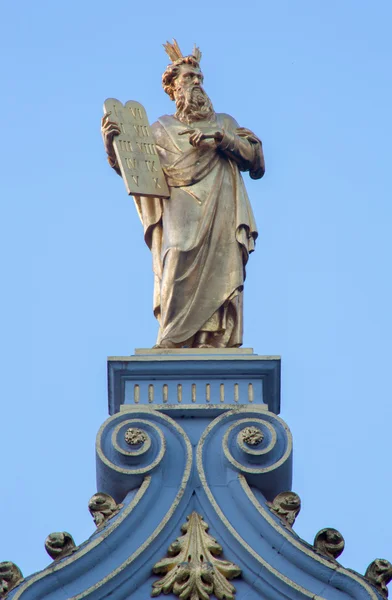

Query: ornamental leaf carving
[[0, 562, 23, 598], [365, 559, 392, 597], [314, 528, 345, 560], [267, 491, 301, 527], [88, 492, 123, 529], [45, 531, 76, 561], [151, 511, 241, 600]]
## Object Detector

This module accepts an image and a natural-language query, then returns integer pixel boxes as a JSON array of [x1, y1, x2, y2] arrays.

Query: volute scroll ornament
[[152, 511, 241, 600], [365, 559, 392, 598], [0, 562, 23, 598], [313, 528, 345, 561], [88, 492, 123, 529], [267, 491, 301, 527], [45, 532, 77, 561]]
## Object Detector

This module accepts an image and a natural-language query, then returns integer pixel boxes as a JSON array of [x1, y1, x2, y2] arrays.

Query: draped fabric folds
[[133, 113, 264, 347]]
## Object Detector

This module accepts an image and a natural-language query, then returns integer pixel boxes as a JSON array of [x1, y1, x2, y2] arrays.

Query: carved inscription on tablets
[[103, 98, 170, 198]]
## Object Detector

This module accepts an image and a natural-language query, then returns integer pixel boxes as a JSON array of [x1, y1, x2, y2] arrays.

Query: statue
[[101, 40, 265, 349]]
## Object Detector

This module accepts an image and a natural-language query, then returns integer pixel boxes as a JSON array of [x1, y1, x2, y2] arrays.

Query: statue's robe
[[133, 113, 264, 347]]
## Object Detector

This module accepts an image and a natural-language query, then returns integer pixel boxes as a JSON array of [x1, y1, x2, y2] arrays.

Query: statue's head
[[162, 40, 214, 124], [162, 55, 202, 101]]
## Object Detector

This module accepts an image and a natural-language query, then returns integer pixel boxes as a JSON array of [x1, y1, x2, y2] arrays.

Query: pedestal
[[108, 348, 281, 414]]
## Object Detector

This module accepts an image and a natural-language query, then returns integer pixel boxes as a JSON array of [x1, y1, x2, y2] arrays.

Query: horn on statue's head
[[163, 39, 183, 62], [163, 39, 202, 64], [192, 43, 202, 63]]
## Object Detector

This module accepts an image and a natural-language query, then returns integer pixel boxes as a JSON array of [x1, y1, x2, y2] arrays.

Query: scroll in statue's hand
[[101, 113, 121, 160], [178, 128, 224, 148]]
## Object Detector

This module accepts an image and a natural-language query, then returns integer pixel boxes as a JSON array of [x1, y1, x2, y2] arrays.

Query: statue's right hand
[[101, 113, 121, 157]]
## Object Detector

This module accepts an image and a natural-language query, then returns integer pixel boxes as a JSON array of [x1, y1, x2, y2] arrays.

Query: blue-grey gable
[[5, 351, 387, 600]]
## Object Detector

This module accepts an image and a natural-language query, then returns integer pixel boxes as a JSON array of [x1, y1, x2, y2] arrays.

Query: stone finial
[[152, 512, 241, 600], [0, 562, 23, 598], [267, 491, 301, 527], [314, 528, 345, 560], [365, 559, 392, 597], [45, 532, 76, 561], [88, 492, 123, 528]]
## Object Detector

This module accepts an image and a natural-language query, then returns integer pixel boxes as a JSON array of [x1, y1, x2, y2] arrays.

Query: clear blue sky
[[1, 0, 391, 584]]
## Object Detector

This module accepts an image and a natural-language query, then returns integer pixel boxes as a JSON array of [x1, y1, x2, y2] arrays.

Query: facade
[[1, 348, 390, 600]]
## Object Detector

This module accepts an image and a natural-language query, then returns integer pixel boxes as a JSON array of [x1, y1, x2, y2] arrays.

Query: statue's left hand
[[179, 128, 224, 148]]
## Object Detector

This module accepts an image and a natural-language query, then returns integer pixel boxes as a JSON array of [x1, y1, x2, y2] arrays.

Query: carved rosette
[[152, 512, 241, 600], [267, 491, 301, 527], [45, 532, 76, 561], [314, 528, 345, 561], [88, 492, 123, 528], [365, 559, 392, 597], [0, 562, 23, 598], [125, 427, 148, 446], [239, 426, 264, 446]]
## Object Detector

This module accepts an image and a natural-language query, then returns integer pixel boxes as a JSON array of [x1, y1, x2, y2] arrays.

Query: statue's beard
[[174, 86, 215, 124]]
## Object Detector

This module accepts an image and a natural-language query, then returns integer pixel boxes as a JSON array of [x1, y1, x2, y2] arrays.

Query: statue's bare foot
[[195, 343, 214, 349], [194, 331, 214, 348], [153, 340, 177, 349]]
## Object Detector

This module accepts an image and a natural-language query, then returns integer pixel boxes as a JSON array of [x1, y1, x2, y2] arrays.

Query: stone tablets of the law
[[103, 98, 170, 198]]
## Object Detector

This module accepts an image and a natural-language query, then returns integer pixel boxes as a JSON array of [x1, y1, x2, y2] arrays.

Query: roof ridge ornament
[[0, 562, 23, 598], [45, 532, 77, 561], [267, 491, 301, 528], [88, 492, 123, 529], [313, 528, 345, 561], [365, 559, 392, 598]]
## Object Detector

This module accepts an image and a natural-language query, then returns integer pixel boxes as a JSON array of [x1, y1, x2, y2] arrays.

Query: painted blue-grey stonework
[[108, 348, 281, 414], [6, 350, 385, 600]]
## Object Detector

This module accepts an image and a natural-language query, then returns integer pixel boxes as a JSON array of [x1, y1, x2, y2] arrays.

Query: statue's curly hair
[[162, 56, 200, 100]]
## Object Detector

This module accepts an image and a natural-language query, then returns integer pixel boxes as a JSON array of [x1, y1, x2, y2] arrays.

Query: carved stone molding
[[0, 562, 23, 598], [267, 491, 301, 527], [88, 492, 123, 528], [152, 511, 241, 600], [45, 532, 76, 561], [108, 354, 282, 414], [314, 528, 345, 561], [365, 559, 392, 597]]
